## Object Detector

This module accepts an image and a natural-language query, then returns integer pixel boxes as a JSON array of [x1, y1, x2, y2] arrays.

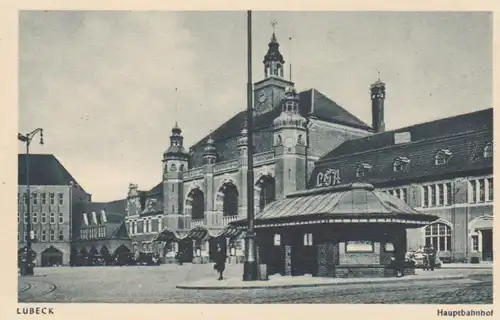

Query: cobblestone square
[[18, 264, 493, 304]]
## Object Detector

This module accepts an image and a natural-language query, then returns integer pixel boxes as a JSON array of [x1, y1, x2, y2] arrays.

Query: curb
[[440, 267, 492, 270], [176, 275, 466, 290]]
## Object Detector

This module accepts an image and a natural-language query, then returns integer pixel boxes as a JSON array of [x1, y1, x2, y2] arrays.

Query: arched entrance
[[114, 244, 131, 256], [218, 182, 239, 216], [41, 246, 63, 267], [186, 188, 205, 221], [177, 238, 194, 263], [256, 175, 276, 212], [469, 215, 493, 261], [100, 245, 111, 264]]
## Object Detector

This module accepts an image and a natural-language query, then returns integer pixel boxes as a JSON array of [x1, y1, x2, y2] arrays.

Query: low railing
[[183, 168, 204, 180], [214, 159, 239, 174], [221, 215, 240, 227], [191, 219, 205, 227], [254, 151, 274, 165]]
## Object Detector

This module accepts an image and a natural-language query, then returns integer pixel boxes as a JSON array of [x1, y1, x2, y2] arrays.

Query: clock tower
[[254, 23, 294, 116]]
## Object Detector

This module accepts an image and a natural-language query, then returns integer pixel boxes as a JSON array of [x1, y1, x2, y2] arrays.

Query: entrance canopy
[[152, 224, 243, 242], [232, 183, 438, 229]]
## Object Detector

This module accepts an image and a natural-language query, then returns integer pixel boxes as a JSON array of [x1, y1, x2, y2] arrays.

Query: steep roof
[[83, 199, 127, 224], [18, 154, 87, 192], [147, 182, 163, 196], [80, 199, 129, 239], [188, 88, 371, 168], [320, 108, 492, 160], [312, 108, 493, 187]]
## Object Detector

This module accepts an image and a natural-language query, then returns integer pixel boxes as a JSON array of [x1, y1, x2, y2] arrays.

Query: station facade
[[124, 30, 375, 263]]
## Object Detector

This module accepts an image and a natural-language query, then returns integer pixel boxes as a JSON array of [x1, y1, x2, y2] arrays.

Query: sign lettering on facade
[[316, 168, 341, 188]]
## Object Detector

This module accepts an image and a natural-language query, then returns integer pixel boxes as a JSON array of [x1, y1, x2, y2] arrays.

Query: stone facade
[[400, 174, 493, 263], [18, 183, 91, 266], [124, 30, 373, 262], [312, 109, 494, 263]]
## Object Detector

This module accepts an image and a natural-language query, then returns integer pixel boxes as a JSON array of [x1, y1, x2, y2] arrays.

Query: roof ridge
[[389, 107, 493, 133], [316, 129, 491, 164], [313, 89, 369, 126]]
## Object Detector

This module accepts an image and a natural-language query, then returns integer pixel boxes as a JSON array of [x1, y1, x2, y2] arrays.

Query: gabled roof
[[83, 199, 127, 224], [188, 88, 371, 168], [312, 108, 493, 187], [18, 154, 87, 192]]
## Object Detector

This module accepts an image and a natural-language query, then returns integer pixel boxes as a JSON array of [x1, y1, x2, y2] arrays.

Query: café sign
[[315, 168, 341, 188]]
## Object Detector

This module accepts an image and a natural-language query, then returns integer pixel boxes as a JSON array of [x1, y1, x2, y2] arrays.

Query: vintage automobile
[[406, 250, 442, 269]]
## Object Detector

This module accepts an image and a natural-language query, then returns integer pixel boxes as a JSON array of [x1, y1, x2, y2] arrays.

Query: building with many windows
[[18, 154, 91, 266], [125, 29, 376, 263], [311, 108, 493, 263]]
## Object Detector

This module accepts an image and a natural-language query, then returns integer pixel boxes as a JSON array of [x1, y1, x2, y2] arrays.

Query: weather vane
[[271, 20, 278, 33]]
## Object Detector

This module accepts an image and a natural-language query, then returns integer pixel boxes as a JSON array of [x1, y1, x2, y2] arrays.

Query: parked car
[[406, 250, 442, 268]]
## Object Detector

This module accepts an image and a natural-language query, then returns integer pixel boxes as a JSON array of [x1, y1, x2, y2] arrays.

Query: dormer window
[[484, 142, 493, 158], [393, 156, 410, 172], [101, 210, 107, 223], [356, 163, 373, 178], [435, 149, 452, 165]]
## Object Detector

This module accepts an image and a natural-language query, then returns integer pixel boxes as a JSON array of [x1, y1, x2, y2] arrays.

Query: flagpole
[[243, 9, 258, 281]]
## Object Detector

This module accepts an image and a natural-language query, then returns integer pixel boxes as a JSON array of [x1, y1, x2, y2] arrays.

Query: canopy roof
[[152, 224, 243, 242], [232, 183, 438, 228]]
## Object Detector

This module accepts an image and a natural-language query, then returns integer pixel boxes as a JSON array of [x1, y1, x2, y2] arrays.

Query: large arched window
[[186, 188, 205, 220], [256, 175, 276, 212], [221, 183, 239, 216], [425, 222, 451, 252]]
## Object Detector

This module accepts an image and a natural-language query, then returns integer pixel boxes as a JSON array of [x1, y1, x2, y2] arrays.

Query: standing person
[[428, 245, 437, 271], [214, 243, 227, 280]]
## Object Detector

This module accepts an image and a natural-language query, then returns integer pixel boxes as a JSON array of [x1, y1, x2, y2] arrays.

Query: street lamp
[[18, 128, 44, 276], [242, 10, 258, 281]]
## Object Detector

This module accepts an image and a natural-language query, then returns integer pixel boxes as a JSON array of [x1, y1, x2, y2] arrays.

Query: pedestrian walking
[[214, 243, 227, 280]]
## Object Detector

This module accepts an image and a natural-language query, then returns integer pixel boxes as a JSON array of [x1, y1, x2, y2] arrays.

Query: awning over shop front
[[231, 183, 438, 228], [152, 224, 243, 242]]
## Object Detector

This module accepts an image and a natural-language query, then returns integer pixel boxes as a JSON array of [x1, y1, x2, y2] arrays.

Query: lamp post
[[242, 10, 258, 281], [18, 128, 44, 276]]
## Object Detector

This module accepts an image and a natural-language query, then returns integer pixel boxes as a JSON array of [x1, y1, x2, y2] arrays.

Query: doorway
[[41, 246, 63, 267], [291, 232, 317, 276], [481, 229, 493, 261]]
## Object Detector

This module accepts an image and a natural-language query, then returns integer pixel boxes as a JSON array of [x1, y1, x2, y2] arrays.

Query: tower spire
[[263, 20, 284, 79]]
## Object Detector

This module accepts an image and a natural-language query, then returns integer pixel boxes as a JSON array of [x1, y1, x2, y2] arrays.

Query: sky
[[19, 11, 492, 202]]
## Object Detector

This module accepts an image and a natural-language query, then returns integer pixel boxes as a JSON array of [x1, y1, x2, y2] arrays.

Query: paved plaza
[[18, 263, 492, 304]]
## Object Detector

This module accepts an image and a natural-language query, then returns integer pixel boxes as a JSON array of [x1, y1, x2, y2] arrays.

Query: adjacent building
[[311, 108, 493, 263], [72, 199, 132, 265], [18, 154, 91, 266]]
